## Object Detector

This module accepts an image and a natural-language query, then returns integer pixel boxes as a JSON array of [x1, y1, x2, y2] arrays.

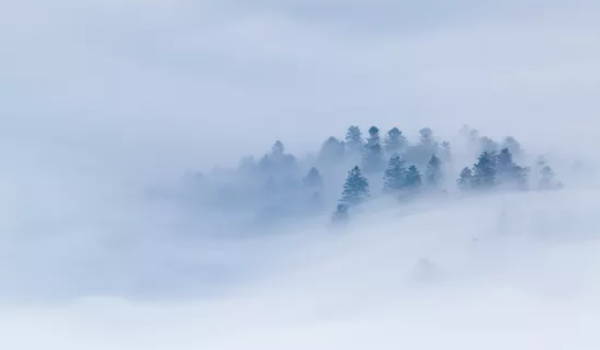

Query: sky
[[2, 0, 600, 175], [1, 0, 600, 349]]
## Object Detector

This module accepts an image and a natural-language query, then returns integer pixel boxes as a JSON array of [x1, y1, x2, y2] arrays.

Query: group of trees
[[331, 126, 561, 222], [458, 149, 527, 190], [189, 124, 561, 227]]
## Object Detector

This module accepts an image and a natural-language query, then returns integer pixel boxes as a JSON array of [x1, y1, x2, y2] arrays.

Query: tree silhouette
[[340, 166, 369, 206]]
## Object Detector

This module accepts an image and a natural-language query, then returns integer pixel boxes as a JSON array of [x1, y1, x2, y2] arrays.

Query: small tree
[[425, 155, 442, 187], [405, 166, 422, 190], [383, 155, 407, 192], [340, 166, 369, 206], [384, 127, 407, 155], [345, 126, 364, 154], [458, 167, 473, 191], [362, 126, 385, 173]]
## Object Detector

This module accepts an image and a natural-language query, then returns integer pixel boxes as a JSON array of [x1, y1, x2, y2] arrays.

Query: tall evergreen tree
[[345, 126, 363, 154], [362, 126, 385, 173], [405, 166, 422, 190], [472, 152, 496, 189], [384, 127, 407, 155], [340, 166, 369, 206], [425, 155, 443, 187], [383, 155, 407, 192], [458, 167, 473, 191]]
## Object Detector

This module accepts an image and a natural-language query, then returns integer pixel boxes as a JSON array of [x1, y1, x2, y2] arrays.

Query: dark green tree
[[340, 166, 369, 206], [472, 152, 496, 189]]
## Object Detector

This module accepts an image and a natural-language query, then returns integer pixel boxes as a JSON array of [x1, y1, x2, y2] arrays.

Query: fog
[[2, 0, 600, 349]]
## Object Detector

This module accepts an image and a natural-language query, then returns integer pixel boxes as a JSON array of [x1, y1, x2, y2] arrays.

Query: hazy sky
[[2, 0, 600, 178]]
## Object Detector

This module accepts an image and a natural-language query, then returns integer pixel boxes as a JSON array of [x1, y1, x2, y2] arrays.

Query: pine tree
[[362, 126, 385, 173], [340, 166, 369, 206], [384, 127, 407, 155], [495, 148, 528, 189], [425, 155, 442, 187], [303, 167, 323, 188], [345, 126, 363, 154], [383, 155, 407, 192], [458, 167, 473, 191], [405, 166, 422, 190], [472, 152, 496, 189], [259, 140, 297, 173], [495, 148, 514, 174]]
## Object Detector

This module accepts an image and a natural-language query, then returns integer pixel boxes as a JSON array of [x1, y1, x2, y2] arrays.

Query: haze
[[1, 0, 599, 349]]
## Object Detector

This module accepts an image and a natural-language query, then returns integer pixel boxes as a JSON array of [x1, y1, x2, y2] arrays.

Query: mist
[[2, 0, 600, 349]]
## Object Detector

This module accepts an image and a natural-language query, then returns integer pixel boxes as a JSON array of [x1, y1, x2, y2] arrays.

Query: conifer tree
[[258, 140, 297, 173], [458, 167, 473, 191], [362, 126, 385, 173], [472, 152, 496, 189], [384, 127, 407, 155], [383, 155, 407, 192], [495, 148, 528, 189], [425, 155, 442, 187], [345, 126, 363, 154], [405, 165, 422, 190], [340, 166, 369, 206]]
